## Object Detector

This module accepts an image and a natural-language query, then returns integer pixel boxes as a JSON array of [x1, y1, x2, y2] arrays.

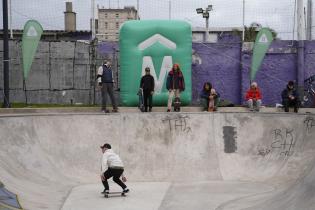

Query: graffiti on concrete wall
[[257, 147, 271, 157], [257, 128, 296, 157], [271, 128, 295, 156], [162, 115, 191, 133], [304, 116, 315, 134]]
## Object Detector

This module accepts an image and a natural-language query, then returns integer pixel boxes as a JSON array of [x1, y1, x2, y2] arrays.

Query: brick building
[[96, 6, 138, 41]]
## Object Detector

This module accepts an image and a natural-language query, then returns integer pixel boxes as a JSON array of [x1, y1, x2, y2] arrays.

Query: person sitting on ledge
[[200, 82, 220, 111], [245, 82, 262, 112], [281, 80, 299, 113]]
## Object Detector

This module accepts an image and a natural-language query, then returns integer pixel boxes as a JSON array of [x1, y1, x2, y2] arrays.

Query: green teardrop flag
[[250, 28, 273, 81], [22, 20, 43, 79]]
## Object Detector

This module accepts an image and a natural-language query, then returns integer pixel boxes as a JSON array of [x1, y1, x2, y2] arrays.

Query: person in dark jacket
[[281, 81, 299, 113], [140, 67, 155, 112], [200, 82, 220, 111], [97, 60, 118, 113], [166, 63, 185, 112]]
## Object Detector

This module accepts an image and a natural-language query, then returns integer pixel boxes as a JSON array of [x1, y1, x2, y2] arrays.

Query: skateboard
[[137, 88, 145, 112], [208, 107, 214, 112], [208, 98, 215, 112], [104, 191, 127, 198], [173, 97, 181, 112]]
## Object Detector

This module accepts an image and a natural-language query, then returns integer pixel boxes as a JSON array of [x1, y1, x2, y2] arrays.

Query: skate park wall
[[0, 113, 315, 209]]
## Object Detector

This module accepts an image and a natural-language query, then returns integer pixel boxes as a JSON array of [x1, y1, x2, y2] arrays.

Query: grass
[[0, 103, 100, 108]]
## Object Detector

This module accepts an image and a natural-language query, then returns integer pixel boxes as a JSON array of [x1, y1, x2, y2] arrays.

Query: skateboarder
[[140, 67, 155, 112], [166, 63, 185, 112], [100, 143, 129, 195]]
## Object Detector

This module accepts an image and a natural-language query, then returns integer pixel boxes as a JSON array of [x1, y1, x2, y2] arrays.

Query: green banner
[[250, 28, 273, 81], [22, 20, 43, 79]]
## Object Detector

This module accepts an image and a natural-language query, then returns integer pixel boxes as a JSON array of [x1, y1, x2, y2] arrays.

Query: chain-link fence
[[0, 0, 313, 40]]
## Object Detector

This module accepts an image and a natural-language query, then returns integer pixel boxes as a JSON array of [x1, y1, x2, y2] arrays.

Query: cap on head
[[100, 143, 111, 149], [251, 82, 258, 88]]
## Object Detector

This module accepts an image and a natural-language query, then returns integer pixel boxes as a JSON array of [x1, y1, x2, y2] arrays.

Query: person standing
[[281, 81, 299, 113], [140, 67, 155, 112], [245, 82, 262, 111], [100, 143, 129, 196], [166, 63, 185, 112], [97, 60, 118, 113]]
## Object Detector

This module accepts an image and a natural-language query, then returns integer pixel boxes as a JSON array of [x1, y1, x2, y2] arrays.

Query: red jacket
[[245, 88, 262, 100]]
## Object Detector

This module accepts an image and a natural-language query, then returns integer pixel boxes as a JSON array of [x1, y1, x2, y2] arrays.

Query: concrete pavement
[[0, 111, 315, 209]]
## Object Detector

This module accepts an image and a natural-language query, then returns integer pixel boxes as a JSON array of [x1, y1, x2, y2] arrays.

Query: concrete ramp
[[0, 112, 314, 210]]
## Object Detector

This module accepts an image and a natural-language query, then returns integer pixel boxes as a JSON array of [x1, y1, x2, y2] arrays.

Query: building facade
[[96, 6, 138, 41]]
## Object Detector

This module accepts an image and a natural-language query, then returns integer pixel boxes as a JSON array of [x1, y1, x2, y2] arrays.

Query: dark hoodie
[[200, 82, 220, 99], [281, 82, 299, 103], [140, 74, 155, 92]]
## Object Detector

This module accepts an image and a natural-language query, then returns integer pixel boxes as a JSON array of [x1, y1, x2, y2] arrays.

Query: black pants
[[143, 90, 152, 111], [102, 168, 127, 191], [283, 99, 299, 112], [101, 83, 117, 110]]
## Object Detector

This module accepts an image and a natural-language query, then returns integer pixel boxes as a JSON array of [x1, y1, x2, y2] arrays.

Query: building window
[[116, 22, 119, 29], [116, 13, 119, 18]]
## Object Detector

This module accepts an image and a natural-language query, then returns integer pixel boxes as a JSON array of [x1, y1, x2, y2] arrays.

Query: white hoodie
[[101, 149, 124, 173]]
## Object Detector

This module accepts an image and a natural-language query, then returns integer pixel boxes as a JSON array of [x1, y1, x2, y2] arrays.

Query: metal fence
[[0, 0, 313, 40]]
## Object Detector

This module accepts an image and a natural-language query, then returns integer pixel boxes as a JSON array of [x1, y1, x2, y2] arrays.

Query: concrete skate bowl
[[0, 112, 315, 210]]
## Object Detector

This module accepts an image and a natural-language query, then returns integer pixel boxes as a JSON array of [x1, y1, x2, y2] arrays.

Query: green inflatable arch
[[119, 20, 192, 106]]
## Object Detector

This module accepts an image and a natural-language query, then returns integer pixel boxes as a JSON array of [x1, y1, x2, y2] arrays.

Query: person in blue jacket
[[200, 82, 220, 111]]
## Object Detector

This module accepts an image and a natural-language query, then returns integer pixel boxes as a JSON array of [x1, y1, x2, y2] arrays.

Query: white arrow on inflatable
[[138, 34, 177, 50], [138, 34, 177, 93]]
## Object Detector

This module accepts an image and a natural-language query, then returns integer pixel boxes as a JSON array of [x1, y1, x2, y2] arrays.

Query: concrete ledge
[[0, 106, 314, 114]]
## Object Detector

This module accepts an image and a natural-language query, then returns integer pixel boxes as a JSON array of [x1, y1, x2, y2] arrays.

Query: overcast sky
[[0, 0, 310, 39]]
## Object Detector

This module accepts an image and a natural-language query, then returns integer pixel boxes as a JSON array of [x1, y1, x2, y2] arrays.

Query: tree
[[233, 23, 278, 42]]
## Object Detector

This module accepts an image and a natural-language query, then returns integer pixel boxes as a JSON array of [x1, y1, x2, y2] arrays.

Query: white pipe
[[297, 0, 306, 40], [137, 0, 140, 19], [307, 0, 312, 40], [91, 0, 95, 39], [169, 0, 171, 20], [242, 0, 245, 41]]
